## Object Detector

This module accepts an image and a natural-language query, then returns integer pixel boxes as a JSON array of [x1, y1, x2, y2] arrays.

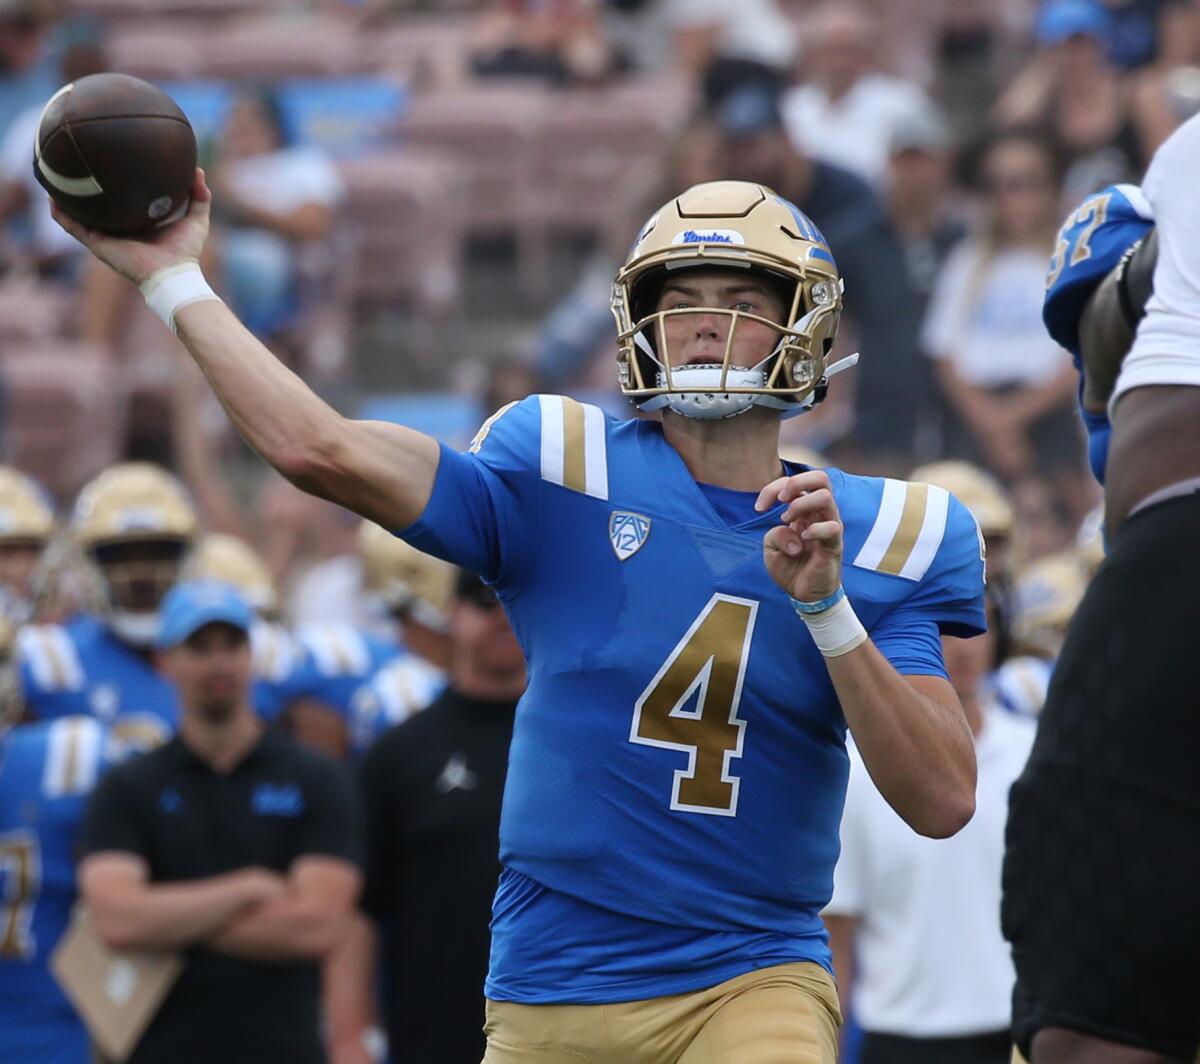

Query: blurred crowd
[[0, 1, 1189, 1060]]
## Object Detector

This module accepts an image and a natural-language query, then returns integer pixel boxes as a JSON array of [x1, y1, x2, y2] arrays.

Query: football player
[[1003, 119, 1200, 1062], [0, 467, 55, 623], [55, 175, 984, 1063], [17, 463, 196, 746], [0, 715, 108, 1063]]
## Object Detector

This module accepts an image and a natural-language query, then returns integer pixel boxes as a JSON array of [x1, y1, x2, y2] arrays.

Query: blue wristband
[[790, 585, 846, 616]]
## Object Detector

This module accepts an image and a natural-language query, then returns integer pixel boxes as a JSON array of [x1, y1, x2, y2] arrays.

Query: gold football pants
[[481, 961, 841, 1064]]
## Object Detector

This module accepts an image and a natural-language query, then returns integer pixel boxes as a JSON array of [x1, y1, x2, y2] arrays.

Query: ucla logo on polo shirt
[[252, 783, 304, 817]]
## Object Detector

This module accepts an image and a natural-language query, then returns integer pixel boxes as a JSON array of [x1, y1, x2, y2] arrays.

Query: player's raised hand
[[755, 469, 844, 604], [51, 167, 212, 287]]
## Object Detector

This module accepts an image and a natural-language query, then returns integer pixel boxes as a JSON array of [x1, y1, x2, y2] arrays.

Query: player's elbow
[[276, 419, 351, 500], [913, 789, 976, 839]]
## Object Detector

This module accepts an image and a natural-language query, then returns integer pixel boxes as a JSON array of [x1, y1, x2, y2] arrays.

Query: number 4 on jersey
[[630, 594, 758, 817]]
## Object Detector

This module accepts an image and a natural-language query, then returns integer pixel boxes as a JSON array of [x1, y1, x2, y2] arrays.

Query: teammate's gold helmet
[[909, 461, 1014, 539], [183, 534, 277, 618], [1010, 553, 1088, 659], [0, 467, 54, 545], [612, 180, 847, 419], [358, 521, 454, 628], [71, 463, 198, 645]]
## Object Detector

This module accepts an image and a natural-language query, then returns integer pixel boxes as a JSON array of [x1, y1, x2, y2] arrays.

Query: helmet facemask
[[91, 538, 189, 646], [615, 266, 843, 420]]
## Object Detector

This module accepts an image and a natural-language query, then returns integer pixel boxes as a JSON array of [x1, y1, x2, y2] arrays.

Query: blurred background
[[0, 0, 1193, 618]]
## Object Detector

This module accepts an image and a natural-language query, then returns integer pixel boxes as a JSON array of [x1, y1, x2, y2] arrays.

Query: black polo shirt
[[361, 688, 517, 1064], [79, 726, 361, 1064]]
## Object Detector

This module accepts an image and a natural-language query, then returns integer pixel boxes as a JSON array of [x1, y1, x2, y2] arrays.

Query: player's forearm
[[829, 643, 976, 838], [324, 915, 379, 1055], [88, 873, 271, 951]]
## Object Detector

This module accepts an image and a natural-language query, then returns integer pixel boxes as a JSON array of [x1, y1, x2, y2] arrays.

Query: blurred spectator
[[77, 582, 362, 1064], [467, 0, 615, 86], [824, 589, 1034, 1064], [884, 107, 967, 325], [1129, 3, 1200, 157], [0, 36, 105, 278], [603, 0, 796, 103], [354, 569, 525, 1064], [0, 3, 58, 143], [994, 0, 1142, 202], [714, 84, 926, 466], [207, 89, 344, 343], [922, 131, 1081, 498], [1099, 0, 1182, 71], [782, 2, 936, 189]]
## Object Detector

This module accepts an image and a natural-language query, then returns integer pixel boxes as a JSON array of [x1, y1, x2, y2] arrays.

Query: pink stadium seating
[[202, 15, 361, 79], [367, 15, 473, 83], [108, 26, 208, 80], [1, 342, 123, 498], [336, 150, 468, 359], [0, 283, 75, 346], [396, 86, 549, 300]]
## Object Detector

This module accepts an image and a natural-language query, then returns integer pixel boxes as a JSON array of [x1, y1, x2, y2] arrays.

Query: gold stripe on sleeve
[[561, 397, 587, 494], [877, 483, 929, 576]]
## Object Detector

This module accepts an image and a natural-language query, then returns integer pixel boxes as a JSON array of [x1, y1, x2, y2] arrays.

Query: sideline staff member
[[78, 581, 362, 1064]]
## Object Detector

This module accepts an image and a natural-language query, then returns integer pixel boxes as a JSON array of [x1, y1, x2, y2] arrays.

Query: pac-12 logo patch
[[609, 511, 651, 561]]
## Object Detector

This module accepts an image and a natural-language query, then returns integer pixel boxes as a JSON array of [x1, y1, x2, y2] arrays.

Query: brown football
[[33, 73, 197, 237]]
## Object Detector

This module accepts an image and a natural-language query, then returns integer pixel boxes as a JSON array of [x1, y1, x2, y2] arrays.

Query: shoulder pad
[[296, 623, 373, 678], [251, 622, 302, 683], [989, 656, 1052, 718], [17, 623, 85, 694], [374, 657, 443, 722], [469, 393, 610, 501], [42, 715, 104, 797], [1045, 184, 1154, 357]]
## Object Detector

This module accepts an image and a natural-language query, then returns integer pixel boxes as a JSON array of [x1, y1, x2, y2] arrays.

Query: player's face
[[654, 271, 787, 372], [0, 542, 42, 600], [93, 539, 187, 614], [165, 623, 253, 723]]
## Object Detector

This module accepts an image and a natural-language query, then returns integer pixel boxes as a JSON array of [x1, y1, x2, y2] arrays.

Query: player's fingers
[[800, 519, 841, 544], [755, 475, 791, 512], [49, 203, 93, 245], [765, 524, 804, 557], [192, 167, 212, 207], [779, 488, 835, 525]]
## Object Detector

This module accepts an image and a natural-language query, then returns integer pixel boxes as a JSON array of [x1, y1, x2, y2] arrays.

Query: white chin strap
[[109, 610, 161, 647]]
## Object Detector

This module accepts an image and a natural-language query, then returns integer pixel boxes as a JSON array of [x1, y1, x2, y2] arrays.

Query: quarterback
[[56, 175, 984, 1062]]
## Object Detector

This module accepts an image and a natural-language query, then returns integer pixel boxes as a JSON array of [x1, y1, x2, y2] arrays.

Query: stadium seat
[[202, 14, 360, 79], [535, 78, 691, 237], [366, 15, 473, 84], [108, 26, 208, 80], [396, 86, 549, 301], [0, 342, 124, 498], [0, 282, 75, 345], [337, 150, 468, 358], [274, 78, 408, 159]]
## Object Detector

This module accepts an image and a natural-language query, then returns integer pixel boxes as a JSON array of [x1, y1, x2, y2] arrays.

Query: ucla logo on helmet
[[609, 511, 651, 561], [671, 229, 745, 246]]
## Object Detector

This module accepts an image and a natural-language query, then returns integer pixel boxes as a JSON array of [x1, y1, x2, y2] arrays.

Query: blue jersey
[[0, 717, 111, 1063], [347, 652, 445, 757], [401, 394, 986, 1002], [249, 620, 312, 723], [18, 615, 177, 746], [1044, 182, 1154, 483], [290, 624, 402, 723]]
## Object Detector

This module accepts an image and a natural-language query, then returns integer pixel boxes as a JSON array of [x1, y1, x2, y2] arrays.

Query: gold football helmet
[[0, 466, 55, 611], [71, 463, 198, 645], [358, 520, 454, 629], [909, 461, 1014, 539], [183, 534, 277, 618], [612, 181, 850, 419], [1010, 552, 1088, 659]]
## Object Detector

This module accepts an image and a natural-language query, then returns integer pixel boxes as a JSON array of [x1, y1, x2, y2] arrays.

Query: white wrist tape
[[140, 262, 220, 334], [801, 595, 868, 658]]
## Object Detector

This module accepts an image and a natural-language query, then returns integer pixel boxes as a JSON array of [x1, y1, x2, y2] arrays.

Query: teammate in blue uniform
[[1043, 182, 1155, 485], [58, 174, 985, 1062], [17, 464, 198, 745], [0, 715, 117, 1062], [0, 467, 56, 625]]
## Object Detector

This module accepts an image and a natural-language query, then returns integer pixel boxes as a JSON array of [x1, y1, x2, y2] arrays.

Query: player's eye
[[733, 301, 757, 312]]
